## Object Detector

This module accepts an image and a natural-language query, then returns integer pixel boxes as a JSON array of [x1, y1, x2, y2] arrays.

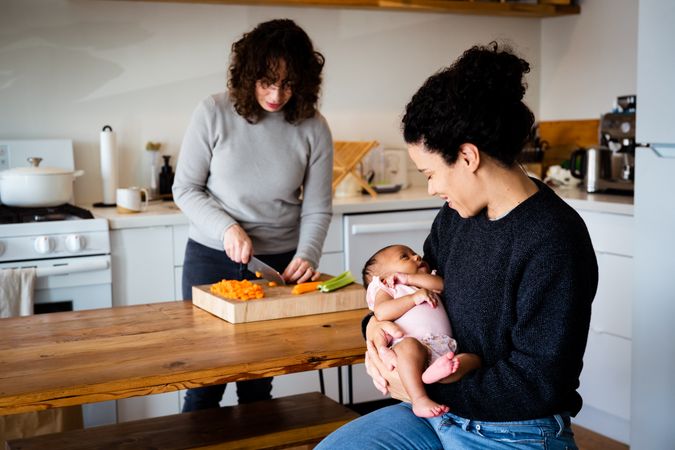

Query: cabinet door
[[592, 253, 633, 340], [318, 252, 344, 278], [323, 216, 343, 253], [111, 227, 174, 307], [576, 210, 633, 257], [174, 267, 183, 301], [344, 209, 439, 275], [117, 392, 180, 423], [173, 224, 189, 300], [578, 331, 632, 438], [173, 224, 189, 267]]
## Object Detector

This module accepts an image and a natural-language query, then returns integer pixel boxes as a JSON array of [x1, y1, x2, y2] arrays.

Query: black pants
[[181, 238, 294, 411]]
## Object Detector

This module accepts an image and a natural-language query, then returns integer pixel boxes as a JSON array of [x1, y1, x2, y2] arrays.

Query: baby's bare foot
[[422, 352, 459, 384], [412, 397, 449, 418]]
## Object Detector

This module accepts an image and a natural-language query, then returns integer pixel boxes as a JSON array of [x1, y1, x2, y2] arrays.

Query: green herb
[[318, 271, 355, 293]]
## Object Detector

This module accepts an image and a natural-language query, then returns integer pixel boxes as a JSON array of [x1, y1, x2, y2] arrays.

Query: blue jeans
[[181, 238, 295, 412], [316, 402, 578, 450]]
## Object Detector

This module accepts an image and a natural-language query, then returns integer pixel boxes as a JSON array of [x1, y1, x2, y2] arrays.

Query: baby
[[362, 244, 481, 418]]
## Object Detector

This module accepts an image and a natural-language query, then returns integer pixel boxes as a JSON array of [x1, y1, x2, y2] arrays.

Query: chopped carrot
[[291, 281, 323, 295], [268, 281, 278, 287], [210, 279, 264, 300], [255, 271, 263, 278]]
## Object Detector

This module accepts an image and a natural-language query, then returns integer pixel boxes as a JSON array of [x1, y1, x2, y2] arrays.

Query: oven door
[[0, 254, 116, 427], [0, 255, 112, 312]]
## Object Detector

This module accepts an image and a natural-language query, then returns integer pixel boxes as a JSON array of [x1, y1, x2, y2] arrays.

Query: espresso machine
[[570, 95, 636, 194]]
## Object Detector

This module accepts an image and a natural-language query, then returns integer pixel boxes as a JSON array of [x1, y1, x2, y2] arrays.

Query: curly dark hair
[[227, 19, 325, 124], [361, 245, 395, 287], [402, 42, 535, 167]]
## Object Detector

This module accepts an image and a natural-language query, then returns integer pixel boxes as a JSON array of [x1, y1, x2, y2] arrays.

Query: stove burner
[[0, 204, 94, 224]]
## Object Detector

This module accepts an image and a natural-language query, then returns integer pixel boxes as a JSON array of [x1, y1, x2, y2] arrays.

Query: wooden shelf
[[116, 1, 579, 18]]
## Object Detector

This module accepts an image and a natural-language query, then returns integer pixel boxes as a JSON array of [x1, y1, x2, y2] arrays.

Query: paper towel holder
[[93, 124, 118, 208]]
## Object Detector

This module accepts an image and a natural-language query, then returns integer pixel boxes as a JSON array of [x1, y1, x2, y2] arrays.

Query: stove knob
[[34, 236, 54, 254], [65, 234, 86, 252]]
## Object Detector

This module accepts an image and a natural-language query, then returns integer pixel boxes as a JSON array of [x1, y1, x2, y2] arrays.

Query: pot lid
[[1, 156, 74, 176], [2, 166, 74, 176]]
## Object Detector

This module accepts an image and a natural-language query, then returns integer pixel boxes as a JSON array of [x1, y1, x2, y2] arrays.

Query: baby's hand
[[392, 272, 409, 286], [384, 273, 408, 288], [412, 288, 437, 307]]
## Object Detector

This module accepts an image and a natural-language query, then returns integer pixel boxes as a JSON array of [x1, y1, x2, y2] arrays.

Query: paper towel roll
[[100, 125, 118, 205]]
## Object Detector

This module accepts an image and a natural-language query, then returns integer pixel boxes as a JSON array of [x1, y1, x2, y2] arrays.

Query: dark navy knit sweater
[[366, 180, 598, 422]]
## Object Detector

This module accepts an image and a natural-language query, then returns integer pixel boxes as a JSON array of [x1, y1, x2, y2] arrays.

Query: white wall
[[0, 0, 541, 205], [1, 0, 639, 204], [539, 0, 638, 120]]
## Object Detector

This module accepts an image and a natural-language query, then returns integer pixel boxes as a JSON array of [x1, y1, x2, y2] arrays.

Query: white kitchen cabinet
[[319, 216, 345, 276], [116, 392, 181, 423], [111, 225, 182, 423], [574, 209, 634, 444], [111, 226, 176, 307], [580, 330, 632, 424], [172, 224, 189, 299]]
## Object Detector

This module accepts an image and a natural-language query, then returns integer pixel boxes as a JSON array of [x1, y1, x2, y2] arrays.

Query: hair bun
[[452, 42, 530, 106]]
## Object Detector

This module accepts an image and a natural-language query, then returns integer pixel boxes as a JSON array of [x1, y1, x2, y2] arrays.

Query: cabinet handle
[[351, 221, 431, 235], [590, 326, 631, 341]]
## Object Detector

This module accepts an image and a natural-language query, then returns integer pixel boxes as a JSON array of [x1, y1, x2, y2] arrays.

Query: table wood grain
[[0, 301, 368, 415]]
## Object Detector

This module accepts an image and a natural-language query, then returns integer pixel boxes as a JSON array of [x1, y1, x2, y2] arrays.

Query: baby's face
[[378, 245, 430, 277]]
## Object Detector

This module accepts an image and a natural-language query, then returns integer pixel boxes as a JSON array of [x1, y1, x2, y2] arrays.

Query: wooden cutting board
[[192, 276, 366, 324]]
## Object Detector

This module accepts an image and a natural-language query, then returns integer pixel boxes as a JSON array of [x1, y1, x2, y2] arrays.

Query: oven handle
[[351, 221, 432, 235], [35, 259, 110, 277]]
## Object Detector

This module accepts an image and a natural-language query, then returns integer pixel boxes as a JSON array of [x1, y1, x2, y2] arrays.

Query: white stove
[[0, 139, 116, 427]]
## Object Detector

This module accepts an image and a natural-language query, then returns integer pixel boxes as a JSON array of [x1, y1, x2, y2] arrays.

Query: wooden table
[[0, 301, 368, 415]]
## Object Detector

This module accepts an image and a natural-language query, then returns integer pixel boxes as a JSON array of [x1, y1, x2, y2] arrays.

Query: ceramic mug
[[116, 187, 148, 213]]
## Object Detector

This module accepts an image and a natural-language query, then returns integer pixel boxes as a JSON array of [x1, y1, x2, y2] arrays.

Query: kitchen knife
[[247, 257, 286, 285]]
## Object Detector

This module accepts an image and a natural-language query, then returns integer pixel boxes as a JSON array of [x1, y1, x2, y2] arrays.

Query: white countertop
[[552, 186, 634, 215], [88, 185, 633, 230]]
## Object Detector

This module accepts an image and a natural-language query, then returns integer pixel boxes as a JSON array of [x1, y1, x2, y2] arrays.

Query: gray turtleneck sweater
[[173, 93, 333, 266]]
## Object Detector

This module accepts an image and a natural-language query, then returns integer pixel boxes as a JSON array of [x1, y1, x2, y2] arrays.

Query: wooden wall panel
[[538, 119, 600, 174]]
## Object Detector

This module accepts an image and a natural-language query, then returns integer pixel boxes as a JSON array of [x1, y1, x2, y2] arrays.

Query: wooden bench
[[6, 392, 359, 450]]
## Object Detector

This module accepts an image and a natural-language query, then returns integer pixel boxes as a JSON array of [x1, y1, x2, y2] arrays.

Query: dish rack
[[332, 141, 379, 198]]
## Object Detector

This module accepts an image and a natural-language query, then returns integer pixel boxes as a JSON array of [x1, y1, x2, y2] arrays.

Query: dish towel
[[0, 267, 36, 318]]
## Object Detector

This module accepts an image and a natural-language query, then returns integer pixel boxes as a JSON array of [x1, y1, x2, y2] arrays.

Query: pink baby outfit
[[366, 276, 457, 362]]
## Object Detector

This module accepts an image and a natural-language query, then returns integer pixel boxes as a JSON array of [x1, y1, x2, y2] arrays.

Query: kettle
[[569, 147, 613, 193]]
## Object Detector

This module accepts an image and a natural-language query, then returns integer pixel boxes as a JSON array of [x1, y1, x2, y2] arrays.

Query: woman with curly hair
[[317, 42, 597, 449], [173, 19, 332, 411]]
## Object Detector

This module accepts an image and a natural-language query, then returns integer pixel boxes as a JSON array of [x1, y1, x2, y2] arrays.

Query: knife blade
[[247, 257, 286, 285]]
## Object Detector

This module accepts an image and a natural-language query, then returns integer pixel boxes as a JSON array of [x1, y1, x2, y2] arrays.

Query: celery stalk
[[317, 271, 350, 290], [319, 271, 355, 292]]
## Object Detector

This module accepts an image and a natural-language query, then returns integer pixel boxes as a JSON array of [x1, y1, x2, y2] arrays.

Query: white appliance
[[0, 139, 117, 428], [362, 147, 410, 189], [631, 1, 675, 449]]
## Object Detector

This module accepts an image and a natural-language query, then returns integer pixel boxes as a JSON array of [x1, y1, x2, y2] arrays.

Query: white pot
[[0, 158, 84, 207]]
